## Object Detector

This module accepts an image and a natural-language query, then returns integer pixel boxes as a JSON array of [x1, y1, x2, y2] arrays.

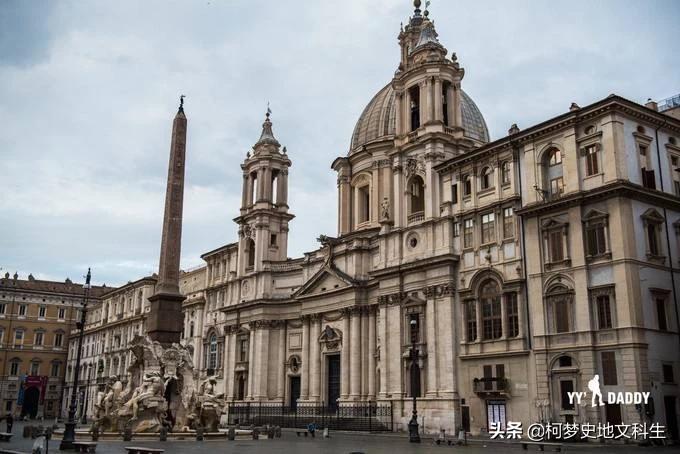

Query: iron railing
[[226, 402, 393, 432]]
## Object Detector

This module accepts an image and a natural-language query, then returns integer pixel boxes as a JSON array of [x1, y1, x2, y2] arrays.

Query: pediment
[[294, 265, 358, 298]]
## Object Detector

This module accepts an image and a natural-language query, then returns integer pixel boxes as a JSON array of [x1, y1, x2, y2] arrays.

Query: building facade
[[64, 2, 680, 439], [0, 272, 109, 419]]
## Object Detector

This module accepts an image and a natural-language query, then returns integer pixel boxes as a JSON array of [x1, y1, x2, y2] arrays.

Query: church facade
[[63, 2, 680, 438]]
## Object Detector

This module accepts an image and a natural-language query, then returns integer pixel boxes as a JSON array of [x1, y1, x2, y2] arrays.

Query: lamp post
[[408, 318, 420, 443], [60, 268, 90, 450]]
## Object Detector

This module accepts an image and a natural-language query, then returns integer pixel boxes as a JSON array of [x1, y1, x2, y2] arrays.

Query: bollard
[[323, 427, 329, 438], [227, 426, 235, 441], [91, 425, 99, 442], [267, 426, 275, 439], [252, 427, 260, 440], [275, 426, 281, 438], [123, 426, 132, 442], [196, 426, 204, 441], [159, 426, 168, 442]]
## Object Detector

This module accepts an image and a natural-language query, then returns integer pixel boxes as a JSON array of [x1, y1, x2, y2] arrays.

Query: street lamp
[[408, 318, 420, 443], [59, 268, 91, 450]]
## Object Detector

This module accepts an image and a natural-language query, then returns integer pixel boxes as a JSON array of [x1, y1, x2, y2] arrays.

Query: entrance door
[[665, 396, 679, 440], [22, 387, 40, 419], [289, 376, 301, 410], [486, 400, 506, 431], [461, 406, 470, 432], [327, 355, 341, 410]]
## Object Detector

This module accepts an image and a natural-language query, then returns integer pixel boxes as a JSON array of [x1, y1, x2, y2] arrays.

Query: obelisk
[[148, 96, 187, 345]]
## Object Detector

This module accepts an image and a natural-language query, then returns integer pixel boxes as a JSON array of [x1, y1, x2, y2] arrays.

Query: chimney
[[645, 98, 659, 111]]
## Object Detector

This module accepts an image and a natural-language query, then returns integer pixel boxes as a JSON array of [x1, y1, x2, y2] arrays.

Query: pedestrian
[[5, 413, 13, 434], [307, 422, 316, 438]]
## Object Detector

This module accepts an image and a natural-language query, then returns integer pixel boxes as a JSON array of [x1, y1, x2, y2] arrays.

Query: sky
[[1, 0, 679, 287]]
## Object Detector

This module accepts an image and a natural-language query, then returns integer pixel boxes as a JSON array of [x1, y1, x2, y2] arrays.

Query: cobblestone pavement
[[1, 422, 677, 454]]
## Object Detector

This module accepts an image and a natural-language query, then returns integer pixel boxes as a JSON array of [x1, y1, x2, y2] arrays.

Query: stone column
[[241, 173, 249, 209], [301, 316, 310, 400], [361, 308, 369, 398], [280, 169, 289, 207], [501, 293, 508, 339], [256, 325, 270, 400], [247, 327, 256, 399], [434, 78, 443, 122], [350, 308, 361, 399], [276, 170, 285, 206], [452, 82, 462, 129], [338, 174, 351, 235], [256, 168, 265, 202], [262, 167, 272, 202], [367, 306, 376, 400], [277, 322, 286, 400], [425, 78, 433, 123], [425, 293, 438, 397], [341, 309, 350, 399], [395, 91, 403, 135], [310, 315, 321, 401], [226, 330, 236, 400], [392, 163, 404, 228], [378, 303, 388, 398]]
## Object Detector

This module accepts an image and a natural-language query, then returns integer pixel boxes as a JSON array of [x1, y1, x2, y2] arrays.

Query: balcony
[[473, 377, 510, 396], [407, 211, 425, 224]]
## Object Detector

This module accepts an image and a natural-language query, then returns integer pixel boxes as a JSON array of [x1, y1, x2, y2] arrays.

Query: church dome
[[349, 83, 490, 153]]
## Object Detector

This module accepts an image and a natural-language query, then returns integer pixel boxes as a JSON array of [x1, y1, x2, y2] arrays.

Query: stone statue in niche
[[381, 197, 390, 221]]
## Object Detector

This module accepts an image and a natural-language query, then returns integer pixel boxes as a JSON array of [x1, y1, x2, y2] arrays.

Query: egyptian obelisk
[[148, 96, 187, 345]]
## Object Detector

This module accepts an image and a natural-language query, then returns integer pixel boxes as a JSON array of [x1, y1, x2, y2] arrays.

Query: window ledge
[[478, 187, 495, 196], [545, 259, 571, 270], [646, 253, 666, 263], [501, 182, 511, 189], [501, 237, 515, 244], [583, 172, 604, 180], [586, 252, 612, 263]]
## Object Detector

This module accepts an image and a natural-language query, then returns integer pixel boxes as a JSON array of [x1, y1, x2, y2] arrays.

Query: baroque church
[[65, 1, 680, 438]]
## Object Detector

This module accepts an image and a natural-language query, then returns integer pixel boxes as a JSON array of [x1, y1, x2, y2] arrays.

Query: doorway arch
[[22, 387, 40, 419]]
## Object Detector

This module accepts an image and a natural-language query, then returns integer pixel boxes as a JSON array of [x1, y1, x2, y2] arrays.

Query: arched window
[[207, 333, 218, 372], [250, 171, 258, 203], [543, 148, 564, 197], [480, 166, 494, 190], [246, 238, 256, 268], [272, 170, 279, 205], [480, 280, 502, 340], [546, 284, 573, 333], [357, 184, 370, 224], [409, 176, 425, 216]]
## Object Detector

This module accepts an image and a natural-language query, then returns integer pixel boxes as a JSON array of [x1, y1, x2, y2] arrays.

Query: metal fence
[[226, 402, 393, 432]]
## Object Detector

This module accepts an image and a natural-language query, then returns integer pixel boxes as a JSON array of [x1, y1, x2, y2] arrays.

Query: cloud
[[1, 0, 679, 286]]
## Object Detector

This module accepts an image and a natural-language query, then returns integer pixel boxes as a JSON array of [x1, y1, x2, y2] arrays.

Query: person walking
[[5, 413, 13, 434]]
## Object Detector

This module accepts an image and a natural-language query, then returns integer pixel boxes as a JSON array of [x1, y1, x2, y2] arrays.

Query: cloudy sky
[[1, 0, 679, 287]]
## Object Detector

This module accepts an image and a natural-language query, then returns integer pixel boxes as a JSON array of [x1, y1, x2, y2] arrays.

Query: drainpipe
[[653, 119, 680, 348], [513, 141, 532, 350]]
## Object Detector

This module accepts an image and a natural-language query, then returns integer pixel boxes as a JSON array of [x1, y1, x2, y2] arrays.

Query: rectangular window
[[465, 301, 477, 342], [601, 351, 618, 386], [409, 313, 420, 343], [270, 234, 277, 246], [30, 362, 39, 376], [647, 224, 660, 255], [14, 330, 24, 346], [550, 177, 564, 196], [597, 295, 613, 329], [554, 301, 570, 333], [9, 362, 19, 376], [549, 230, 564, 262], [54, 333, 63, 347], [51, 363, 60, 377], [451, 184, 458, 205], [18, 305, 27, 316], [675, 181, 680, 197], [481, 212, 495, 244], [656, 298, 668, 331], [585, 145, 599, 176], [663, 364, 675, 383], [453, 222, 460, 237], [464, 219, 474, 248], [506, 293, 519, 337], [0, 303, 5, 314], [482, 298, 502, 340], [503, 207, 514, 239], [34, 332, 43, 346], [463, 175, 471, 196], [586, 222, 607, 256], [560, 380, 575, 410], [39, 306, 46, 317], [605, 403, 622, 425], [642, 168, 656, 189]]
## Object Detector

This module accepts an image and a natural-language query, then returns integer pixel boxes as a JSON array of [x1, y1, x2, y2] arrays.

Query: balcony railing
[[473, 377, 510, 395], [407, 211, 425, 224]]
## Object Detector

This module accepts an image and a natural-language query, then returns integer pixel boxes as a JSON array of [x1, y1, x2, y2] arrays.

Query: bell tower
[[235, 110, 293, 276]]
